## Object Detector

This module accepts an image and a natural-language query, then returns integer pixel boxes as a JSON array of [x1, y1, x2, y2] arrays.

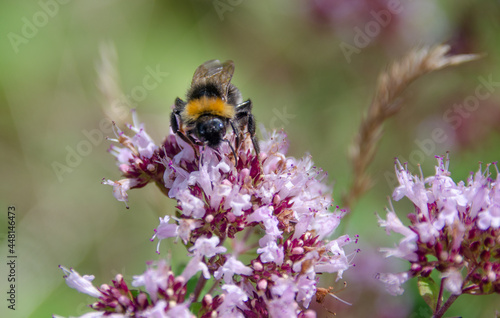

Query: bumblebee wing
[[191, 60, 235, 100]]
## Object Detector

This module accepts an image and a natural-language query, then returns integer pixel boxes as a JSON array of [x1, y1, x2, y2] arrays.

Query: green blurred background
[[1, 1, 499, 317]]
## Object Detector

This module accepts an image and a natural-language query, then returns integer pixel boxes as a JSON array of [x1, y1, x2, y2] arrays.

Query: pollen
[[182, 97, 235, 122]]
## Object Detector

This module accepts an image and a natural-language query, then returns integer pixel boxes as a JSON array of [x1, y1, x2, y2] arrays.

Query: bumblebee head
[[196, 116, 226, 148]]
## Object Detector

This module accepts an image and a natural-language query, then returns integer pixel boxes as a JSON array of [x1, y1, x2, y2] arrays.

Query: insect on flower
[[170, 60, 259, 160]]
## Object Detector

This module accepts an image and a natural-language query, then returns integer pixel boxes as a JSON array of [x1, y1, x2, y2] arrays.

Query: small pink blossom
[[151, 216, 178, 253], [132, 260, 174, 302], [101, 178, 139, 208], [214, 256, 253, 283], [377, 210, 418, 262], [296, 275, 317, 308], [177, 218, 202, 245], [188, 236, 227, 258], [177, 189, 206, 218], [442, 268, 463, 295], [59, 266, 103, 298], [376, 272, 409, 296], [181, 255, 210, 281], [217, 284, 248, 318], [268, 277, 300, 318], [257, 240, 284, 265]]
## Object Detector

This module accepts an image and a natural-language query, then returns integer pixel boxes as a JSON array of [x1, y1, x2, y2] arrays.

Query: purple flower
[[378, 156, 500, 298], [67, 111, 357, 317], [101, 178, 139, 208], [132, 260, 182, 302], [442, 268, 463, 295], [214, 256, 253, 283], [151, 216, 178, 253], [268, 276, 299, 317], [181, 255, 210, 281], [56, 261, 191, 318], [377, 210, 418, 262], [376, 272, 410, 296], [217, 284, 248, 318], [189, 236, 227, 258], [58, 266, 103, 298], [257, 238, 285, 265], [177, 189, 206, 218]]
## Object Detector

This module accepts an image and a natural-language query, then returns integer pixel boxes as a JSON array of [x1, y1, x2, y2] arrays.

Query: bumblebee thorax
[[182, 96, 235, 123]]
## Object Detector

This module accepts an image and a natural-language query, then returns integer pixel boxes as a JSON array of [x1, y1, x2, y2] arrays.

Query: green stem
[[207, 278, 221, 295]]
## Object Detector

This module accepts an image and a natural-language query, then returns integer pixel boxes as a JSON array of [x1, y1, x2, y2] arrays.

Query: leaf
[[417, 276, 440, 310], [190, 301, 202, 315]]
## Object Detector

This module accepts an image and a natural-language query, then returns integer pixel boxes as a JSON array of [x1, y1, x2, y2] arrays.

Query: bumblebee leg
[[225, 121, 239, 166], [171, 98, 189, 139], [187, 133, 204, 146], [170, 111, 180, 134], [235, 100, 259, 156], [170, 111, 200, 158], [222, 139, 237, 166], [170, 97, 186, 137], [183, 133, 201, 159], [247, 113, 259, 156], [229, 120, 240, 150]]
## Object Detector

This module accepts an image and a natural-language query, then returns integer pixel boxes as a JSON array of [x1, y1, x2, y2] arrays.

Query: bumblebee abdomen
[[182, 97, 235, 124]]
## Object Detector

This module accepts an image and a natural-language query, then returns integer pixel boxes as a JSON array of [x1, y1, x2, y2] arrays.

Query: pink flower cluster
[[55, 263, 192, 318], [57, 111, 357, 317], [378, 156, 500, 297]]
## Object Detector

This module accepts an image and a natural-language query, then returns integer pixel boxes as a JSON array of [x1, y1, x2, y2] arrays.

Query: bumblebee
[[170, 60, 259, 159]]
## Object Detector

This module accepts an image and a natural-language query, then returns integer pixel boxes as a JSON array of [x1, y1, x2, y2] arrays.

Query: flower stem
[[207, 279, 221, 295], [435, 278, 444, 312], [242, 226, 254, 243], [192, 275, 207, 302], [432, 294, 460, 318]]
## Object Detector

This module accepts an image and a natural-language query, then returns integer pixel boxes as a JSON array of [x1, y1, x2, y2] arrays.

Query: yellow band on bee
[[182, 97, 235, 122]]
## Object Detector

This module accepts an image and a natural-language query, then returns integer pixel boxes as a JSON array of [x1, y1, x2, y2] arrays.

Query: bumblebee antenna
[[223, 139, 238, 166]]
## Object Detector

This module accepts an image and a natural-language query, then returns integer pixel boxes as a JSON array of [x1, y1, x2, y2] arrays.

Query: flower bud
[[469, 241, 480, 253], [166, 288, 174, 297], [137, 292, 148, 308], [439, 251, 449, 262], [487, 270, 496, 282], [202, 294, 213, 307], [484, 237, 494, 247], [205, 214, 214, 223], [292, 247, 305, 255], [421, 267, 433, 277], [301, 310, 317, 318], [253, 261, 263, 271], [257, 279, 268, 290], [453, 254, 463, 264], [434, 242, 443, 255], [410, 263, 422, 272], [480, 250, 491, 262], [118, 295, 131, 307]]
